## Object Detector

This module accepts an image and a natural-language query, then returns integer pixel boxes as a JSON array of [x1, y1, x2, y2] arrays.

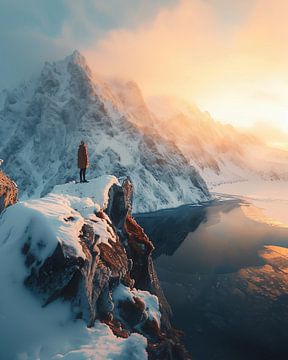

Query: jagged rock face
[[24, 218, 133, 327], [0, 171, 17, 213], [0, 51, 210, 212], [106, 177, 133, 230], [106, 178, 173, 330]]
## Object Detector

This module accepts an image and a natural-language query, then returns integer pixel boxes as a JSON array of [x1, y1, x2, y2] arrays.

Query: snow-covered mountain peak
[[65, 50, 93, 80], [48, 50, 93, 79], [36, 50, 94, 100], [67, 49, 88, 67], [0, 52, 210, 210]]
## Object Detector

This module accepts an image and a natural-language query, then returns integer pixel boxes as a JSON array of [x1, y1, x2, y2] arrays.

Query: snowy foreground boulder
[[0, 175, 190, 360]]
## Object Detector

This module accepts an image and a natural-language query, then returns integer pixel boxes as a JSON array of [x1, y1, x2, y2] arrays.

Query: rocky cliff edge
[[0, 175, 191, 360]]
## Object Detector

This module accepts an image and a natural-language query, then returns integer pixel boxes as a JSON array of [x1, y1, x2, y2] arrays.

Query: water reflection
[[136, 200, 288, 274], [135, 203, 209, 258], [135, 200, 288, 360]]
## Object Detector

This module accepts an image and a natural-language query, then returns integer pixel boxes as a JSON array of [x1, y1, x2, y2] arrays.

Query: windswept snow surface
[[0, 176, 148, 359], [1, 176, 119, 261], [51, 322, 147, 360], [1, 195, 86, 260], [52, 175, 119, 212]]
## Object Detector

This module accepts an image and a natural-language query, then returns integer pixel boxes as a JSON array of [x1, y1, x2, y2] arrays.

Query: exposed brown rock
[[125, 215, 155, 255], [0, 171, 18, 213], [102, 317, 130, 339]]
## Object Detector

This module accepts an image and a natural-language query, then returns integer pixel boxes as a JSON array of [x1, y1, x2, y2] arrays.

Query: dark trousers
[[80, 168, 86, 182]]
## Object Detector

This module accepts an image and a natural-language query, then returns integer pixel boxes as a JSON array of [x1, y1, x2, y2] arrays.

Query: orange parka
[[78, 143, 89, 169]]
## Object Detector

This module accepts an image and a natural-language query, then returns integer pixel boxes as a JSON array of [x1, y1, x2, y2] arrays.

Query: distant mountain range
[[147, 96, 288, 186], [1, 50, 287, 211]]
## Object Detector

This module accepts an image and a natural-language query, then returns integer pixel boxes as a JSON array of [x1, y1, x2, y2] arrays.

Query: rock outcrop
[[6, 176, 191, 359], [0, 171, 17, 213]]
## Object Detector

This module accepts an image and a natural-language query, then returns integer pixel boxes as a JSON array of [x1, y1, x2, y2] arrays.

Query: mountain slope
[[0, 51, 210, 212], [147, 96, 288, 186]]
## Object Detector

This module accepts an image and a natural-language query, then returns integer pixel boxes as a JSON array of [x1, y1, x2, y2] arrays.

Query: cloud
[[245, 121, 288, 150], [0, 0, 175, 89], [253, 91, 286, 106], [1, 0, 287, 130], [82, 0, 288, 128], [84, 0, 227, 95]]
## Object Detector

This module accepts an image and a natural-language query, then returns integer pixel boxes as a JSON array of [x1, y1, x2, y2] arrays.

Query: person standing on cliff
[[78, 140, 89, 183]]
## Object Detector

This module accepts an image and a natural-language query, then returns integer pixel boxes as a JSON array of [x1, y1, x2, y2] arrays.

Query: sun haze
[[83, 0, 288, 135], [0, 0, 287, 144]]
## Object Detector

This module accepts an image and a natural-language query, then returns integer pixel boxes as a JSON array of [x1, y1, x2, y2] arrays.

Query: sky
[[1, 0, 288, 141]]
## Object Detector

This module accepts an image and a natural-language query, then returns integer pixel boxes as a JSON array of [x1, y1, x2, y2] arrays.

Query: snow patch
[[51, 322, 147, 360], [113, 284, 161, 327], [0, 195, 86, 260], [52, 175, 119, 211]]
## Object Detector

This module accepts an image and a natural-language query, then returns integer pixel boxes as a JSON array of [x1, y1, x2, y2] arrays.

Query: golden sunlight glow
[[241, 204, 288, 229], [84, 0, 288, 146]]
